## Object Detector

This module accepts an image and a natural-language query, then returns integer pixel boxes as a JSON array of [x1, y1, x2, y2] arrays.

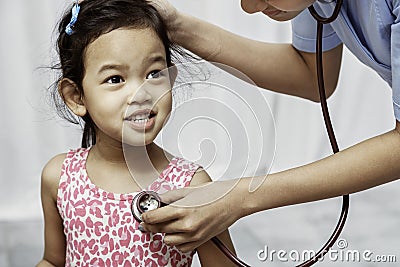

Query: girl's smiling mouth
[[124, 108, 157, 131]]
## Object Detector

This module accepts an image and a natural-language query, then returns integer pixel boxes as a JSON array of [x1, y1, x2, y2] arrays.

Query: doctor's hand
[[141, 179, 247, 252], [148, 0, 180, 40]]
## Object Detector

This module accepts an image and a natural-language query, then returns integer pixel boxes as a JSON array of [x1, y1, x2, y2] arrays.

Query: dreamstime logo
[[257, 238, 397, 263]]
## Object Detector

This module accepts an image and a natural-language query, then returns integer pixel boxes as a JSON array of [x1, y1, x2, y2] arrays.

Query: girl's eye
[[106, 76, 124, 84], [146, 70, 163, 79]]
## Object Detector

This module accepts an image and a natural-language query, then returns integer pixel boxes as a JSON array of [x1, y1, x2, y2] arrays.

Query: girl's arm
[[36, 154, 67, 267], [188, 169, 237, 267], [142, 121, 400, 252], [196, 231, 236, 267], [149, 0, 343, 101]]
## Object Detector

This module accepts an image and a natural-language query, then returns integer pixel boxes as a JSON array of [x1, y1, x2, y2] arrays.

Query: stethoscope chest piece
[[131, 191, 162, 223]]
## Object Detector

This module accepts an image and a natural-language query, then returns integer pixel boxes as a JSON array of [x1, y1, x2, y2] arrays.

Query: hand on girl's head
[[147, 0, 179, 36]]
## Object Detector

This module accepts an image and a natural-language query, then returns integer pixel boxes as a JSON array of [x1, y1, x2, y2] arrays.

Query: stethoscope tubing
[[296, 1, 349, 266]]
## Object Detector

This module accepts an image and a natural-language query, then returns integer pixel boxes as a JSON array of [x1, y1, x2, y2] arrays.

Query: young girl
[[36, 0, 235, 266]]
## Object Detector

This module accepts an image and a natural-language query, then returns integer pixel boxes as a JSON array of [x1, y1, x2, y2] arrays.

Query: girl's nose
[[241, 0, 268, 14], [127, 85, 152, 105]]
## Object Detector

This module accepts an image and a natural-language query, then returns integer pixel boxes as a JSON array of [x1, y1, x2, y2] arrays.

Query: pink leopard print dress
[[57, 148, 199, 267]]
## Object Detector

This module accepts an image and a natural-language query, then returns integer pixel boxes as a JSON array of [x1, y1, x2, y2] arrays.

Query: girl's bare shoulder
[[41, 153, 67, 196]]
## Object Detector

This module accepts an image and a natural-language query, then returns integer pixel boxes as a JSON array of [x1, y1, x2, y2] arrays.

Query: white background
[[0, 0, 399, 266]]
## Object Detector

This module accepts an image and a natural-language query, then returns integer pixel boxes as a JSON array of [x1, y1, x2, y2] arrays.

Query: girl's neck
[[90, 139, 126, 163], [89, 136, 171, 189], [91, 138, 163, 167]]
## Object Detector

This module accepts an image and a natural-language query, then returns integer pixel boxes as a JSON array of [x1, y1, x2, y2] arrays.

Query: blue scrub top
[[291, 0, 400, 122]]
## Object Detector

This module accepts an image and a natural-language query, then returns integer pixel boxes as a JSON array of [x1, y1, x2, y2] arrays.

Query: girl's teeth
[[134, 118, 149, 123], [134, 115, 148, 120]]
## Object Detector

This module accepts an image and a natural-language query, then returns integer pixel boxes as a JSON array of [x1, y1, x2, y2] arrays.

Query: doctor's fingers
[[158, 187, 191, 205], [141, 203, 188, 225], [142, 207, 207, 238], [142, 211, 205, 235], [147, 0, 179, 29]]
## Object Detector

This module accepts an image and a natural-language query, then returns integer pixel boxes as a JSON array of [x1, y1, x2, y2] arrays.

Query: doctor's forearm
[[173, 13, 341, 101], [241, 122, 400, 217], [173, 13, 315, 98]]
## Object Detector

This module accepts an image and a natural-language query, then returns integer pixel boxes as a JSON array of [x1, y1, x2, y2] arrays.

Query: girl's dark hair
[[52, 0, 184, 148]]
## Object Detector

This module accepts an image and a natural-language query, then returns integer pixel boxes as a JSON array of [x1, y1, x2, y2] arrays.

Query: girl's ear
[[58, 78, 87, 117]]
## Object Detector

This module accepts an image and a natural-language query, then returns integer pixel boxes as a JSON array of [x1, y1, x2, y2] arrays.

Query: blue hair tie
[[65, 1, 81, 35]]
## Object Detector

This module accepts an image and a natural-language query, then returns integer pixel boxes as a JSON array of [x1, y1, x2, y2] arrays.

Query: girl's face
[[81, 28, 173, 146], [240, 0, 315, 21]]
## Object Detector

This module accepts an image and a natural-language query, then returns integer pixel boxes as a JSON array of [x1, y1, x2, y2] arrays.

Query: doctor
[[141, 0, 400, 252]]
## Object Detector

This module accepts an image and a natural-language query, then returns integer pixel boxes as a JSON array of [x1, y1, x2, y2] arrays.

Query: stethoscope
[[131, 0, 348, 266], [131, 191, 249, 265]]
